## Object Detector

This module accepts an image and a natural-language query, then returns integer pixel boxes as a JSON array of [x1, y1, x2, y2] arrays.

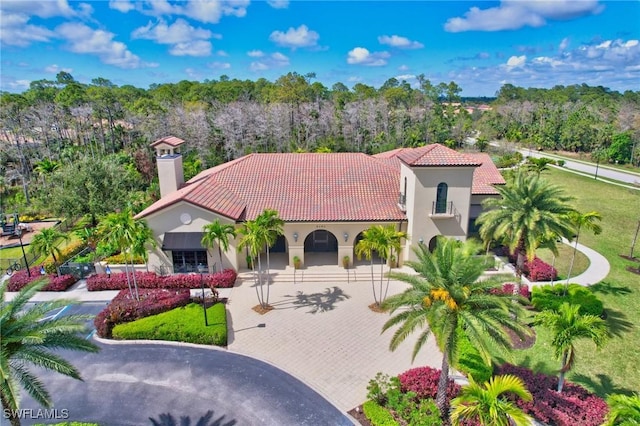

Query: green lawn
[[511, 168, 640, 397], [536, 244, 590, 281], [112, 303, 228, 346]]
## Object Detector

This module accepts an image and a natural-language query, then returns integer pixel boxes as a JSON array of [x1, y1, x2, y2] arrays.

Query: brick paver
[[226, 271, 443, 412]]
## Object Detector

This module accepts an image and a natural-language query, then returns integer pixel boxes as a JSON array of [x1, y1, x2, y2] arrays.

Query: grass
[[112, 303, 227, 346], [536, 244, 590, 280], [510, 168, 640, 397]]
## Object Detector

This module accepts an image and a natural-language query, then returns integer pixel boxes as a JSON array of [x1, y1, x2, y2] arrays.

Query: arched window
[[436, 182, 448, 213]]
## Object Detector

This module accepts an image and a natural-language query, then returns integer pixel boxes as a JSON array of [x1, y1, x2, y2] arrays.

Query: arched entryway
[[304, 230, 338, 266], [353, 231, 382, 266], [428, 236, 439, 252]]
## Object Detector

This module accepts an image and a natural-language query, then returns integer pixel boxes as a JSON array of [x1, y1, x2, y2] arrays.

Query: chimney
[[151, 136, 185, 198]]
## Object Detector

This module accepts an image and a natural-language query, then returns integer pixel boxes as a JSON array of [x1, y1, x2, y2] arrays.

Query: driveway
[[17, 341, 353, 426], [226, 273, 443, 412]]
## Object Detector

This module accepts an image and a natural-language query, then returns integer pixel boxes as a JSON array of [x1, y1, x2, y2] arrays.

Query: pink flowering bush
[[86, 269, 237, 291], [94, 288, 191, 338], [7, 267, 78, 292], [495, 364, 608, 426], [526, 257, 558, 282], [398, 366, 461, 401]]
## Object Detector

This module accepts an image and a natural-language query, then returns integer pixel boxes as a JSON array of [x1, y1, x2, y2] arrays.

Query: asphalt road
[[15, 303, 353, 426]]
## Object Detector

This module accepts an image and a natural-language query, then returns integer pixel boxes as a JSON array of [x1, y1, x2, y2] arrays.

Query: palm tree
[[33, 159, 60, 188], [355, 226, 383, 307], [382, 237, 528, 416], [30, 227, 69, 276], [534, 302, 608, 393], [201, 220, 237, 272], [238, 219, 270, 309], [450, 374, 533, 426], [131, 218, 156, 272], [254, 209, 284, 305], [0, 279, 99, 426], [604, 393, 640, 426], [477, 170, 575, 286], [565, 210, 602, 285], [98, 209, 140, 300]]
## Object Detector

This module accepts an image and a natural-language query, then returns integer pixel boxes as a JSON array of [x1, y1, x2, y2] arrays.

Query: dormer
[[152, 136, 185, 197]]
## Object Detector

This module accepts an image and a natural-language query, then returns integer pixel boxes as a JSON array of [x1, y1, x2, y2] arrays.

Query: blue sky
[[1, 0, 638, 96]]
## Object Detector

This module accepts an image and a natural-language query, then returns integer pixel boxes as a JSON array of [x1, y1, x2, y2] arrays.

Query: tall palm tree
[[0, 279, 99, 426], [535, 302, 608, 393], [131, 218, 156, 272], [201, 220, 237, 272], [255, 209, 284, 306], [603, 393, 640, 426], [382, 237, 528, 416], [238, 219, 270, 309], [30, 227, 69, 276], [450, 374, 533, 426], [565, 210, 602, 285], [355, 226, 383, 306], [477, 170, 575, 285], [98, 209, 139, 300], [33, 159, 60, 188]]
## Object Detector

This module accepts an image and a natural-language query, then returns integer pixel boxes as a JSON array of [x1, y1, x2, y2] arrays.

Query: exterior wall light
[[344, 232, 349, 242], [418, 237, 424, 245], [293, 232, 298, 242]]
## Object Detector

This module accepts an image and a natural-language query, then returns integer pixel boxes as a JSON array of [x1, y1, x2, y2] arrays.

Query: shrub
[[398, 366, 460, 401], [86, 269, 237, 291], [112, 303, 227, 346], [42, 240, 86, 274], [455, 329, 493, 383], [103, 252, 145, 264], [362, 400, 399, 426], [531, 283, 604, 316], [495, 364, 608, 426], [490, 282, 531, 301], [525, 257, 557, 282], [7, 267, 78, 292], [94, 288, 191, 338]]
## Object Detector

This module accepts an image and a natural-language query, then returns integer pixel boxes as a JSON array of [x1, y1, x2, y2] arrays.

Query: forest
[[1, 71, 638, 221]]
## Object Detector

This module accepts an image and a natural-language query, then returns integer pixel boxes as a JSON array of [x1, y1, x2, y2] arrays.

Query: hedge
[[362, 400, 399, 426], [7, 267, 78, 292], [496, 364, 608, 426], [42, 240, 86, 274], [531, 283, 604, 316], [397, 366, 460, 415], [94, 288, 192, 338], [86, 269, 237, 291]]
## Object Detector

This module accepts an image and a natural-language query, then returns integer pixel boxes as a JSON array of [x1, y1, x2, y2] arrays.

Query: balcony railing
[[430, 201, 457, 218]]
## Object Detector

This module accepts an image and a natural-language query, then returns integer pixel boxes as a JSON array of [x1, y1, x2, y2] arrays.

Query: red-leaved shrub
[[7, 267, 78, 292], [491, 282, 531, 300], [398, 366, 461, 401], [495, 364, 608, 426], [525, 258, 558, 282], [94, 288, 191, 338], [86, 269, 237, 291]]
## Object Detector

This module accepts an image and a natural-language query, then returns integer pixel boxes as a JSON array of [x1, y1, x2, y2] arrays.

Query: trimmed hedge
[[112, 302, 227, 346], [362, 400, 399, 426], [7, 267, 78, 292], [86, 269, 237, 291], [531, 283, 604, 316], [496, 364, 608, 426], [94, 288, 191, 338]]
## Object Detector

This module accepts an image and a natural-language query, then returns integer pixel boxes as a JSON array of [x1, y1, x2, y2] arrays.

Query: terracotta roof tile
[[151, 136, 185, 148], [396, 144, 480, 167], [466, 153, 506, 194]]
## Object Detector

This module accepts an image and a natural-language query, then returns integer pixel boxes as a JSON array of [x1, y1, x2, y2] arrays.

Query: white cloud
[[247, 50, 264, 57], [57, 22, 157, 69], [132, 19, 212, 44], [1, 0, 78, 18], [378, 35, 423, 49], [185, 67, 202, 79], [267, 0, 289, 9], [347, 47, 390, 66], [44, 64, 73, 74], [169, 40, 212, 57], [217, 50, 229, 57], [269, 25, 319, 49], [396, 74, 416, 81], [505, 55, 527, 69], [109, 0, 135, 13], [130, 0, 250, 24], [398, 64, 409, 71], [444, 0, 603, 32], [0, 11, 56, 47], [208, 61, 231, 70], [559, 37, 570, 52], [249, 52, 289, 71]]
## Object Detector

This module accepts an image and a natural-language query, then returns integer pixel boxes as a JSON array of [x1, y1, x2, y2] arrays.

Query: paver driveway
[[226, 272, 444, 412]]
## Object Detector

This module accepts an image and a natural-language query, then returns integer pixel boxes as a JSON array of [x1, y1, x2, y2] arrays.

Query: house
[[136, 136, 505, 273]]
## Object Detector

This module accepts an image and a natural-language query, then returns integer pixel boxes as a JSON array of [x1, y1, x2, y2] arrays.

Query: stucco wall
[[157, 155, 184, 198]]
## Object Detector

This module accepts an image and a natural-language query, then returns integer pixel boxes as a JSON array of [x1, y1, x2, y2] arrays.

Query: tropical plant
[[201, 220, 237, 272], [30, 227, 69, 276], [450, 374, 533, 426], [355, 225, 407, 307], [255, 209, 284, 306], [0, 279, 99, 426], [131, 218, 156, 272], [381, 237, 528, 417], [477, 170, 575, 287], [604, 393, 640, 426], [237, 218, 270, 309], [534, 302, 608, 393], [565, 210, 602, 286]]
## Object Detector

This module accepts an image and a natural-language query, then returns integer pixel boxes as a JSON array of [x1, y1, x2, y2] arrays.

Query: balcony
[[430, 201, 457, 218]]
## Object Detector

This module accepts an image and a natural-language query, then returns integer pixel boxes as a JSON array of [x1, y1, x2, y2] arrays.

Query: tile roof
[[466, 153, 506, 194], [151, 136, 185, 148], [137, 144, 504, 221], [395, 144, 481, 167]]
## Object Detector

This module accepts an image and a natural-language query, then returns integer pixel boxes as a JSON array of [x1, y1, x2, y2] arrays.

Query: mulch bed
[[252, 304, 274, 315], [348, 405, 371, 426], [368, 303, 386, 313]]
